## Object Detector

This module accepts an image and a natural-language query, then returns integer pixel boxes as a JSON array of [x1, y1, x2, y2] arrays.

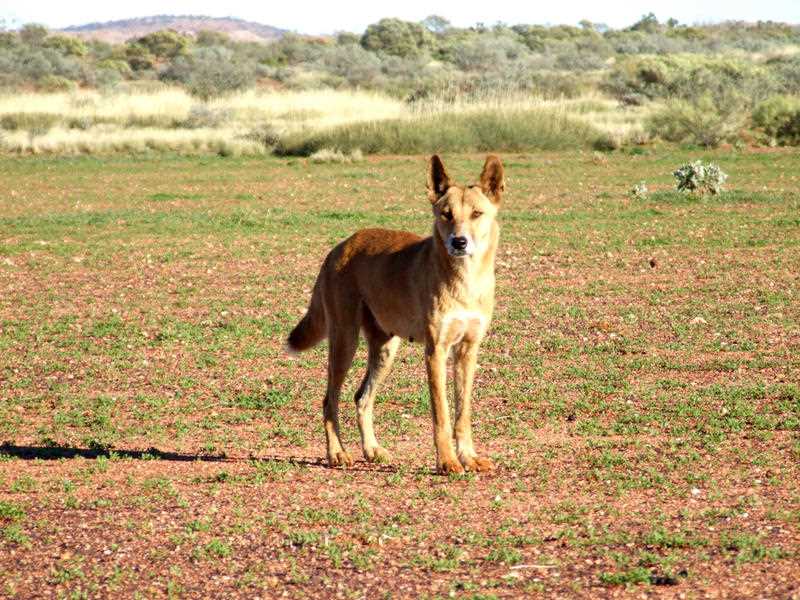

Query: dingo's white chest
[[438, 310, 487, 346]]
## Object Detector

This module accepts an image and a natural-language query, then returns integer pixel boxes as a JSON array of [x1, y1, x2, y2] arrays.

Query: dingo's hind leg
[[355, 309, 400, 463], [323, 310, 360, 468]]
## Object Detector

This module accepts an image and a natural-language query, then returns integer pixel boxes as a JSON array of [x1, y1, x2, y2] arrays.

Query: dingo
[[287, 155, 505, 474]]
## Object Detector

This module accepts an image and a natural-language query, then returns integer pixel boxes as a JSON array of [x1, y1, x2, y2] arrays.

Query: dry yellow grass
[[0, 87, 654, 155], [0, 126, 265, 156]]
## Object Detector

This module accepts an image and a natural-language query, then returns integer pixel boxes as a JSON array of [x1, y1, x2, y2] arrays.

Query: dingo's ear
[[427, 154, 451, 202], [479, 155, 505, 204]]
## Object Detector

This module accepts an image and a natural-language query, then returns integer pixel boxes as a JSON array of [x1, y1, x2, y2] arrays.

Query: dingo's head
[[427, 154, 505, 259]]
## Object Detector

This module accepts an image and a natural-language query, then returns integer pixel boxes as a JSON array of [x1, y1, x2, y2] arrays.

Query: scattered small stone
[[690, 317, 707, 325]]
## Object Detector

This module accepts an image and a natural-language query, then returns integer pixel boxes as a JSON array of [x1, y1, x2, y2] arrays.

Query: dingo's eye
[[471, 210, 483, 219], [441, 210, 453, 221]]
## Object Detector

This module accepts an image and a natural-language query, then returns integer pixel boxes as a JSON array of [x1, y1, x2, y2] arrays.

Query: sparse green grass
[[0, 150, 798, 596]]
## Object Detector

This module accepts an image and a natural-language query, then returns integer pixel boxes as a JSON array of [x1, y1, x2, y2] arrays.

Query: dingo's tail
[[286, 282, 326, 354]]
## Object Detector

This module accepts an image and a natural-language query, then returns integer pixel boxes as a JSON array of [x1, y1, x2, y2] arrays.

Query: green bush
[[161, 47, 256, 100], [124, 44, 156, 71], [673, 160, 728, 195], [43, 35, 88, 57], [0, 112, 59, 132], [134, 30, 190, 59], [604, 54, 779, 103], [19, 24, 48, 46], [275, 108, 602, 156], [95, 68, 122, 90], [96, 59, 133, 77], [36, 74, 76, 92], [360, 18, 434, 58], [178, 105, 231, 129], [242, 123, 281, 148], [647, 94, 746, 147], [752, 95, 800, 144]]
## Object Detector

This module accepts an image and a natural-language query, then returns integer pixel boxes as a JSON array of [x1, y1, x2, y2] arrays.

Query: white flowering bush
[[673, 161, 728, 195], [630, 181, 648, 199]]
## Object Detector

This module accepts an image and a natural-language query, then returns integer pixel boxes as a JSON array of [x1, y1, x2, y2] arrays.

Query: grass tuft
[[276, 108, 603, 156]]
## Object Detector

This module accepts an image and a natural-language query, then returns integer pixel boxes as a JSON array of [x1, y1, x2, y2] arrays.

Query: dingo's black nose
[[451, 236, 468, 250]]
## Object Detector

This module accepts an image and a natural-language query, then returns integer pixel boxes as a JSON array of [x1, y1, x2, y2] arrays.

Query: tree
[[19, 24, 48, 46], [124, 44, 156, 71], [317, 44, 382, 87], [196, 30, 231, 47], [335, 31, 360, 45], [421, 15, 451, 34], [161, 47, 255, 100], [0, 32, 17, 49], [135, 29, 190, 59], [630, 13, 660, 33], [43, 35, 88, 57], [361, 18, 434, 58]]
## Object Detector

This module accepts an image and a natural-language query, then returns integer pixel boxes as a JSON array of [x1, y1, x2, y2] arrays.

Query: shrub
[[0, 112, 59, 132], [450, 36, 528, 72], [242, 124, 281, 148], [630, 182, 648, 199], [360, 18, 434, 58], [96, 59, 133, 77], [43, 35, 88, 57], [673, 161, 728, 195], [19, 24, 48, 46], [647, 94, 746, 147], [94, 68, 122, 91], [134, 30, 190, 59], [162, 47, 256, 100], [752, 95, 800, 144], [196, 30, 231, 48], [530, 72, 589, 98], [116, 80, 168, 94], [315, 44, 383, 88], [179, 105, 230, 129], [766, 55, 800, 95], [125, 44, 156, 71], [275, 108, 602, 156], [604, 55, 779, 104], [309, 148, 364, 164], [36, 74, 75, 92]]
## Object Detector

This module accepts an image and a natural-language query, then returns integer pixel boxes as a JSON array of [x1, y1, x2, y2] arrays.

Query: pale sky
[[2, 0, 798, 34]]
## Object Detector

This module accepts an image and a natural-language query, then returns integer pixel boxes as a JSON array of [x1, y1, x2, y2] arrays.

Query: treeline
[[2, 15, 800, 146], [2, 15, 799, 98]]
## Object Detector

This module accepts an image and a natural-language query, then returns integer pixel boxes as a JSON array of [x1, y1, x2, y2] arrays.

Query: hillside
[[60, 15, 286, 43]]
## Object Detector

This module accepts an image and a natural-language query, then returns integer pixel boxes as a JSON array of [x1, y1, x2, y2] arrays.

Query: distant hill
[[60, 15, 287, 44]]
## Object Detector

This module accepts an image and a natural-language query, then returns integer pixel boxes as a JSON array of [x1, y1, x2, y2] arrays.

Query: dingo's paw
[[328, 450, 353, 468], [437, 457, 465, 475], [460, 455, 494, 472], [364, 446, 391, 464]]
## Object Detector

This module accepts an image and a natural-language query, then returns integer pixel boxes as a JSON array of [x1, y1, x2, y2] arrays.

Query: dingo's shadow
[[0, 443, 430, 474]]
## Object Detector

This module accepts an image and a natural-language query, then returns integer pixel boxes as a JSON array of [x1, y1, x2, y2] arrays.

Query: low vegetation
[[1, 15, 800, 154], [673, 161, 729, 195], [0, 150, 798, 596], [0, 87, 653, 156], [276, 106, 606, 156]]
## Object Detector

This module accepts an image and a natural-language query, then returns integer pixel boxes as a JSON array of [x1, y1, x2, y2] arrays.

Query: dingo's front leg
[[453, 341, 494, 472], [425, 343, 463, 474], [355, 334, 400, 463]]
